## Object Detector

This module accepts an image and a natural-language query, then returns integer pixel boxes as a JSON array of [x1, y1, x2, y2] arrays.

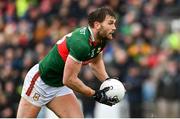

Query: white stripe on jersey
[[88, 25, 95, 42], [68, 54, 82, 64]]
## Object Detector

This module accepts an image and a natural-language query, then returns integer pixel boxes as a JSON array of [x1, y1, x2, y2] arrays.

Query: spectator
[[124, 63, 143, 117], [156, 57, 179, 117]]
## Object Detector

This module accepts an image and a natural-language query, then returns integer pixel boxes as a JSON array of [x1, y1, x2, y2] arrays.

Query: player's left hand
[[92, 87, 118, 106]]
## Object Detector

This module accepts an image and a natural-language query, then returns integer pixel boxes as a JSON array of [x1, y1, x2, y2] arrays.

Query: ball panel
[[100, 78, 126, 102]]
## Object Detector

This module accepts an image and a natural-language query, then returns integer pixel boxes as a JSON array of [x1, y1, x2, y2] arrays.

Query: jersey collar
[[88, 25, 95, 42]]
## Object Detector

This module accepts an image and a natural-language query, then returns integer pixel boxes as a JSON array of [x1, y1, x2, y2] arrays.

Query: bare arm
[[63, 55, 95, 97], [89, 53, 109, 82]]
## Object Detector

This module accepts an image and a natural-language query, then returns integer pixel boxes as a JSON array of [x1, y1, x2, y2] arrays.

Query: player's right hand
[[105, 77, 119, 80], [92, 87, 117, 106]]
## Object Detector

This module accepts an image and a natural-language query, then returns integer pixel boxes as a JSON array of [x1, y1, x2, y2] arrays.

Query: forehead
[[103, 15, 116, 23]]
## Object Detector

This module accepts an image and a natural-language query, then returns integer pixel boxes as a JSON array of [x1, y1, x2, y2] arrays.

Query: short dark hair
[[88, 7, 116, 28]]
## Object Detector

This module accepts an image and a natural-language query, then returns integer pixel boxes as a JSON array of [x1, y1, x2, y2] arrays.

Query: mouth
[[109, 31, 115, 35], [109, 32, 115, 37], [109, 32, 113, 35]]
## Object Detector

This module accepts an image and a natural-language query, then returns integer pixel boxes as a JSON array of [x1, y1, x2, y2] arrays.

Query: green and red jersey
[[39, 26, 107, 87]]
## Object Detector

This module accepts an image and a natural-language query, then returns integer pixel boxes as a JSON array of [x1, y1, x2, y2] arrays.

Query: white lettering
[[80, 27, 86, 35]]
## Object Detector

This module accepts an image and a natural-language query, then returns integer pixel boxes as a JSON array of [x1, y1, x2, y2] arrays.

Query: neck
[[91, 27, 102, 44]]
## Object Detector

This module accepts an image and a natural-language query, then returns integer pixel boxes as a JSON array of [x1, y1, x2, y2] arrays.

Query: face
[[97, 15, 117, 40]]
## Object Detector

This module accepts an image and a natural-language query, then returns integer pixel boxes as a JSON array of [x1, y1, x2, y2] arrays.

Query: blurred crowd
[[0, 0, 180, 118]]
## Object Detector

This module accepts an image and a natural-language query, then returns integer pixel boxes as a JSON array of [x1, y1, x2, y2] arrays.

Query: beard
[[97, 29, 110, 41], [96, 31, 108, 45], [97, 25, 113, 41], [97, 31, 108, 41]]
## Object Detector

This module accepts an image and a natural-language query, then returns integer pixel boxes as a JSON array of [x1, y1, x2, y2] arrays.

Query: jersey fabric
[[39, 26, 107, 87]]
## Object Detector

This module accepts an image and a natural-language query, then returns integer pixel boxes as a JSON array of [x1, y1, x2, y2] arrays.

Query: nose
[[112, 24, 116, 30]]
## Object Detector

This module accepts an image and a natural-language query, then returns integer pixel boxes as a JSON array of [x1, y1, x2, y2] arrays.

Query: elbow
[[63, 78, 69, 86], [63, 77, 73, 87]]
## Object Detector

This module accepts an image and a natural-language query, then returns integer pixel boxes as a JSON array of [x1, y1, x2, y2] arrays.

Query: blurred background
[[0, 0, 180, 118]]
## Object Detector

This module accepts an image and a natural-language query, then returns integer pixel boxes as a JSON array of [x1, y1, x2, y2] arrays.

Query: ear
[[94, 21, 101, 30]]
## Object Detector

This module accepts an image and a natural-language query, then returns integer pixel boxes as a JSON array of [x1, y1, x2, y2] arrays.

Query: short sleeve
[[69, 39, 89, 62], [66, 27, 90, 63]]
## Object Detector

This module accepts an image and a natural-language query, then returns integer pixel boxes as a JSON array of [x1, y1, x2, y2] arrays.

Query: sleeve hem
[[68, 55, 82, 63]]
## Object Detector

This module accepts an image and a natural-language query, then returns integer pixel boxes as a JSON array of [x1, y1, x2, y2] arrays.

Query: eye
[[108, 22, 114, 25], [108, 20, 116, 26]]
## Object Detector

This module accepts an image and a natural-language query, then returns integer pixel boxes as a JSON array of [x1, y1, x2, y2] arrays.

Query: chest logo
[[90, 49, 95, 57], [97, 48, 101, 53]]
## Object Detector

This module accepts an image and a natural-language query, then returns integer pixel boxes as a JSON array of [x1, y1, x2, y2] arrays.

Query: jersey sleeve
[[66, 27, 90, 63], [69, 41, 89, 63]]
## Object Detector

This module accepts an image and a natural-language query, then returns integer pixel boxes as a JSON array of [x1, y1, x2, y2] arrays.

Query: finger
[[113, 97, 120, 103], [109, 97, 120, 103], [106, 77, 111, 80], [112, 77, 119, 80], [102, 87, 110, 92], [107, 100, 117, 106], [104, 101, 113, 106]]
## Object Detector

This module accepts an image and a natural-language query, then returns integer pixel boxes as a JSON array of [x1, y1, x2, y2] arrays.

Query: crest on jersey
[[97, 48, 101, 53], [33, 93, 40, 101]]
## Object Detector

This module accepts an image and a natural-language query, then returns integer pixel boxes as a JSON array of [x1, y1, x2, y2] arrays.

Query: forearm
[[89, 59, 109, 82], [63, 55, 95, 97], [63, 77, 95, 97]]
